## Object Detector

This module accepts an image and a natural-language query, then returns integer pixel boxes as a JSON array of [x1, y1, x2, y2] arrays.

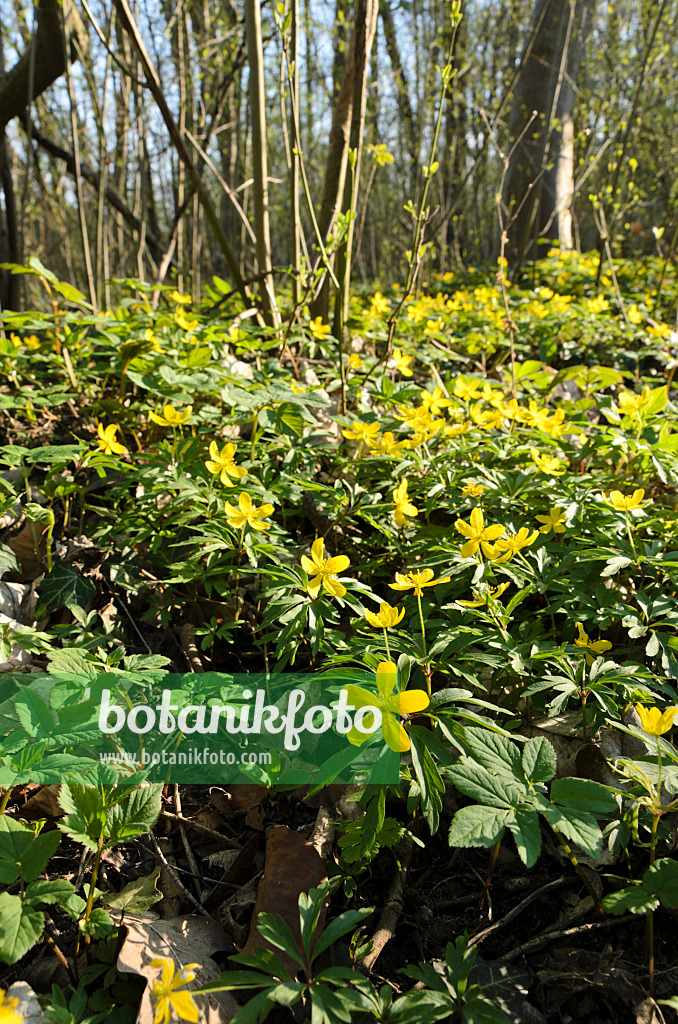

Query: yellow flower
[[309, 316, 331, 341], [531, 450, 567, 476], [648, 323, 671, 339], [8, 333, 21, 348], [150, 958, 200, 1024], [462, 483, 485, 498], [301, 538, 350, 599], [96, 423, 127, 456], [635, 704, 678, 736], [392, 348, 413, 376], [175, 311, 199, 331], [0, 990, 21, 1024], [367, 431, 410, 455], [145, 328, 161, 352], [344, 662, 429, 752], [586, 295, 610, 314], [424, 317, 444, 335], [574, 622, 612, 662], [453, 378, 480, 401], [171, 290, 192, 304], [149, 404, 193, 427], [492, 527, 540, 562], [603, 488, 647, 511], [420, 387, 451, 416], [343, 421, 380, 446], [618, 387, 650, 416], [455, 507, 505, 559], [369, 292, 390, 318], [389, 568, 451, 597], [204, 441, 247, 487], [348, 353, 365, 371], [456, 582, 509, 608], [227, 325, 240, 343], [224, 492, 273, 532], [627, 304, 643, 325], [536, 507, 567, 534], [365, 602, 405, 629], [392, 479, 419, 528]]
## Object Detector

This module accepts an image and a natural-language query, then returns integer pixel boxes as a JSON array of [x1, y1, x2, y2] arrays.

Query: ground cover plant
[[0, 245, 677, 1024]]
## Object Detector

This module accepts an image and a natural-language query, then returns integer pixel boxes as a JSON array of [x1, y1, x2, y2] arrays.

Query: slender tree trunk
[[379, 0, 417, 195], [245, 0, 279, 325], [539, 0, 594, 249]]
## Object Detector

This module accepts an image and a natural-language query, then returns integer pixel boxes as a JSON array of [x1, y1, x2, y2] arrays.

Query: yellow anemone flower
[[149, 404, 192, 427], [536, 507, 567, 534], [365, 602, 405, 629], [420, 386, 451, 416], [574, 622, 612, 665], [635, 704, 678, 737], [491, 527, 540, 562], [618, 387, 650, 416], [0, 989, 22, 1024], [603, 489, 647, 511], [150, 958, 200, 1024], [301, 538, 350, 599], [453, 378, 480, 401], [455, 507, 505, 559], [204, 441, 247, 487], [171, 290, 192, 304], [348, 353, 365, 371], [462, 483, 485, 498], [531, 450, 567, 476], [344, 662, 429, 752], [224, 492, 273, 532], [392, 479, 419, 528], [97, 423, 127, 456], [309, 316, 331, 341], [389, 568, 451, 596], [367, 431, 410, 455], [456, 583, 509, 608], [175, 311, 199, 331], [343, 421, 380, 445], [392, 349, 413, 376]]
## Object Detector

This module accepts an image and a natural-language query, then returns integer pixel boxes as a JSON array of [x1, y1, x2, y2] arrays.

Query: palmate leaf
[[41, 563, 96, 612]]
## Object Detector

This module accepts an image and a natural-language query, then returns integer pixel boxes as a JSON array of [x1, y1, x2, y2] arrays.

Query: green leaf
[[460, 728, 523, 778], [24, 878, 76, 907], [463, 996, 514, 1024], [521, 737, 556, 784], [14, 687, 54, 738], [445, 761, 522, 809], [410, 733, 444, 833], [643, 858, 678, 908], [0, 817, 61, 883], [389, 990, 453, 1023], [542, 804, 603, 858], [0, 892, 44, 964], [549, 777, 617, 817], [41, 563, 96, 612], [58, 784, 108, 850], [255, 913, 304, 966], [448, 806, 510, 849], [274, 402, 305, 437], [506, 805, 542, 867], [105, 785, 162, 846], [79, 907, 114, 938], [602, 887, 658, 915], [102, 867, 163, 914], [0, 544, 19, 579], [311, 907, 373, 961]]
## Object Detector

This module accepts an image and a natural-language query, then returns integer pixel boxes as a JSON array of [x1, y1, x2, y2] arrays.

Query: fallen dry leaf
[[243, 825, 327, 972], [117, 913, 239, 1024]]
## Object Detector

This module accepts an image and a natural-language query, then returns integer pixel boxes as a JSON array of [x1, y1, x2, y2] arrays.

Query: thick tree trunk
[[502, 0, 592, 267]]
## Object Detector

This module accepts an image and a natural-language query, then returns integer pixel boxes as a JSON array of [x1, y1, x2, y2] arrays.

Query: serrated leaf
[[0, 892, 44, 963], [549, 777, 617, 817], [542, 803, 602, 858], [445, 760, 522, 809], [460, 728, 523, 778], [105, 785, 162, 846], [24, 878, 76, 907], [506, 805, 542, 867], [521, 737, 556, 784], [643, 858, 678, 908], [79, 907, 113, 938], [14, 687, 54, 738], [601, 887, 658, 915], [448, 806, 510, 848]]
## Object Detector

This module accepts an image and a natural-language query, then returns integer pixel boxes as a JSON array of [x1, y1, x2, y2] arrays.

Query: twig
[[501, 913, 636, 962], [174, 785, 202, 900], [160, 810, 242, 849], [470, 876, 569, 946], [148, 831, 214, 919], [360, 840, 414, 971]]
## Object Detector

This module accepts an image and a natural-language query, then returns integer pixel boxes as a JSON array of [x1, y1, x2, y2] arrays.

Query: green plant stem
[[416, 591, 431, 697], [74, 834, 104, 973], [383, 628, 391, 662], [0, 788, 11, 815], [234, 526, 245, 622], [551, 826, 603, 917], [625, 511, 638, 562]]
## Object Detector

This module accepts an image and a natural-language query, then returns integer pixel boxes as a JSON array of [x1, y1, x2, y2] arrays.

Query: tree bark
[[502, 0, 592, 268]]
